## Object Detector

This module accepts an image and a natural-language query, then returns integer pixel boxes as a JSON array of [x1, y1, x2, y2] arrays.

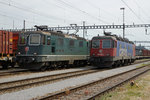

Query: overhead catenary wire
[[54, 0, 109, 24], [85, 0, 120, 22], [43, 0, 65, 10], [0, 12, 42, 24], [0, 10, 56, 29], [0, 8, 67, 28], [134, 0, 150, 19], [133, 0, 150, 41], [121, 0, 144, 23], [0, 0, 95, 29], [41, 0, 83, 24], [0, 12, 39, 29], [0, 0, 84, 27], [3, 0, 105, 26], [0, 1, 67, 22], [120, 0, 150, 42], [13, 0, 81, 24]]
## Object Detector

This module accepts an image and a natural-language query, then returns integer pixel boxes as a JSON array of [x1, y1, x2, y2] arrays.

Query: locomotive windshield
[[92, 40, 100, 48], [29, 34, 41, 45], [102, 40, 111, 48]]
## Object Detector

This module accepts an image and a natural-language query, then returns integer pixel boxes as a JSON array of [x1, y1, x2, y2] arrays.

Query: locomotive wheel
[[2, 63, 8, 69], [129, 59, 132, 65], [124, 60, 128, 65], [114, 61, 119, 67], [121, 60, 125, 66], [10, 63, 15, 68], [40, 66, 47, 71], [117, 61, 121, 67]]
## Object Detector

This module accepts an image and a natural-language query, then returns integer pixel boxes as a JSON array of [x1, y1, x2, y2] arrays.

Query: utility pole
[[83, 21, 85, 38], [23, 20, 25, 31], [120, 7, 125, 38], [13, 20, 14, 29]]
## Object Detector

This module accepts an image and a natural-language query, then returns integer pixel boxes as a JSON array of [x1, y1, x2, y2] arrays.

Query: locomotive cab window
[[47, 36, 51, 45], [19, 34, 27, 45], [58, 38, 64, 46], [114, 41, 117, 48], [111, 40, 115, 48], [69, 40, 74, 47], [41, 35, 46, 45], [29, 34, 41, 45], [92, 40, 100, 48], [79, 41, 83, 47], [87, 42, 89, 47], [102, 40, 111, 48]]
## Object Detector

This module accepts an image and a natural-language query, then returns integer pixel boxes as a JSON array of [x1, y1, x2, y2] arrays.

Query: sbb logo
[[25, 47, 29, 53]]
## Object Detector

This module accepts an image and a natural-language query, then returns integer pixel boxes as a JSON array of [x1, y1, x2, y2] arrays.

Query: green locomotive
[[16, 29, 90, 70]]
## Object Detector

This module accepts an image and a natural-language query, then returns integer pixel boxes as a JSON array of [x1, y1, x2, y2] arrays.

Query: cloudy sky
[[0, 0, 150, 47]]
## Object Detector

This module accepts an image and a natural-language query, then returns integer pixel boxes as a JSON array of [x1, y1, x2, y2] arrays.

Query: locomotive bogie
[[17, 55, 88, 69]]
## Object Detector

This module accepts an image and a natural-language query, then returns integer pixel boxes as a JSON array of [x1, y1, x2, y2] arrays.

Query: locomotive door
[[51, 38, 56, 54]]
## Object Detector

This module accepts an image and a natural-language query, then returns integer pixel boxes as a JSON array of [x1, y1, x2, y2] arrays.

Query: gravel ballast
[[0, 66, 94, 83], [56, 66, 149, 100], [0, 69, 27, 73], [0, 62, 150, 100]]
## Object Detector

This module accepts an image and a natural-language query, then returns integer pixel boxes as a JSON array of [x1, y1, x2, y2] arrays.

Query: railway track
[[0, 59, 149, 77], [0, 68, 102, 94], [38, 64, 150, 100], [0, 66, 95, 77], [0, 66, 87, 77], [0, 69, 30, 77], [0, 60, 149, 95]]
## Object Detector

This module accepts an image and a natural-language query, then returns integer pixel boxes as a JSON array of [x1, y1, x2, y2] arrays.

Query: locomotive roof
[[93, 35, 134, 44], [22, 31, 87, 41], [92, 36, 117, 40]]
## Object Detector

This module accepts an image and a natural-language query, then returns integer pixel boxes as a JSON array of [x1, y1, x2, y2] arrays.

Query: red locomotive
[[90, 33, 136, 68]]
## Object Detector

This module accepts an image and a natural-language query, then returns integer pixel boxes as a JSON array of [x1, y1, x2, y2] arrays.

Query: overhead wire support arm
[[47, 24, 150, 30], [4, 24, 150, 32], [133, 41, 150, 43]]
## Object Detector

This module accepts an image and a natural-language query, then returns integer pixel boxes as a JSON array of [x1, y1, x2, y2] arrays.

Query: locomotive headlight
[[99, 50, 102, 53], [18, 52, 21, 55], [106, 54, 110, 56], [32, 58, 35, 61], [33, 53, 37, 55]]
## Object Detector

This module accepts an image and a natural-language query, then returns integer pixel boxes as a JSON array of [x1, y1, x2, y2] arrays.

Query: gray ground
[[0, 62, 149, 100], [0, 66, 95, 83]]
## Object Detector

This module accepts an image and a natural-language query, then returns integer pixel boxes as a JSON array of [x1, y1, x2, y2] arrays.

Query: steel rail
[[0, 59, 149, 77], [0, 69, 29, 77], [87, 67, 149, 100], [0, 68, 100, 94], [39, 65, 150, 100], [0, 59, 149, 93]]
